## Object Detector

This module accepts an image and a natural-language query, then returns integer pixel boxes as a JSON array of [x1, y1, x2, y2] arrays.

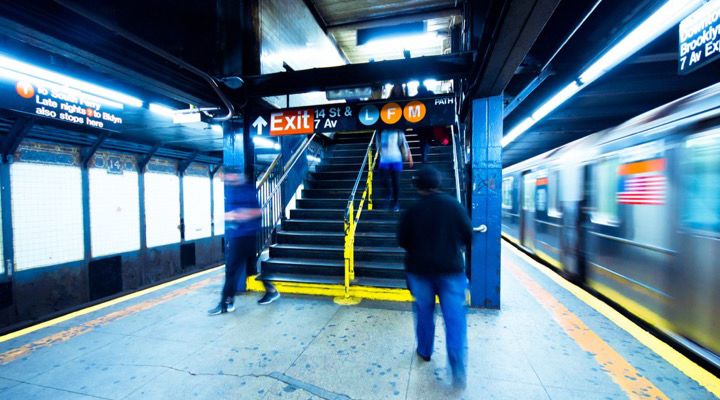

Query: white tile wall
[[144, 172, 181, 247], [89, 168, 140, 257], [11, 163, 84, 270], [183, 175, 212, 240], [213, 176, 225, 235]]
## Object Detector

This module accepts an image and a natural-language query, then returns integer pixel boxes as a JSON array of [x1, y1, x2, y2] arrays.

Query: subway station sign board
[[250, 95, 455, 136], [679, 0, 720, 75], [0, 75, 124, 130]]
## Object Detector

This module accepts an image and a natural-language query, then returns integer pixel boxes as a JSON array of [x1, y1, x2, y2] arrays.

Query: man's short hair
[[413, 166, 441, 191]]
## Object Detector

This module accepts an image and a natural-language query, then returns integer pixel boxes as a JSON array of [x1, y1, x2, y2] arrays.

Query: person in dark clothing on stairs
[[397, 166, 472, 389]]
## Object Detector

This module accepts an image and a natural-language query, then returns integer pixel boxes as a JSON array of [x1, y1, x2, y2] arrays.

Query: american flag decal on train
[[617, 158, 666, 205]]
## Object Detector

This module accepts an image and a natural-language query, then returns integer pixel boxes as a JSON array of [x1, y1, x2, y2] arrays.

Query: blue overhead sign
[[679, 0, 720, 75], [0, 75, 124, 130]]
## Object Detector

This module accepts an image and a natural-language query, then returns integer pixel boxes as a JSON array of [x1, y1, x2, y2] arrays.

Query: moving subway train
[[502, 82, 720, 363]]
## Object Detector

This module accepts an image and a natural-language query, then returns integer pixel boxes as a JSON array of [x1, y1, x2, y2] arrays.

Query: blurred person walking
[[397, 166, 472, 388], [377, 83, 413, 211], [208, 166, 263, 315]]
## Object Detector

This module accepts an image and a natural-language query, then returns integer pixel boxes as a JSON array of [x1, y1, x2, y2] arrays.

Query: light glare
[[0, 54, 143, 107], [149, 103, 176, 117]]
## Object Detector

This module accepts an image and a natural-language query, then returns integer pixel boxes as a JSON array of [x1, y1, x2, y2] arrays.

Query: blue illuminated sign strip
[[679, 0, 720, 74], [0, 73, 124, 130]]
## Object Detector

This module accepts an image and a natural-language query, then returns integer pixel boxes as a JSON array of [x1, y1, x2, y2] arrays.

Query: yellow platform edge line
[[0, 265, 224, 343], [246, 275, 413, 302], [502, 239, 720, 397]]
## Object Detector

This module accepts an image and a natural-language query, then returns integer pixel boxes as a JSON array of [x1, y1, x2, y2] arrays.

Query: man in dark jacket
[[397, 166, 472, 388], [208, 167, 263, 315]]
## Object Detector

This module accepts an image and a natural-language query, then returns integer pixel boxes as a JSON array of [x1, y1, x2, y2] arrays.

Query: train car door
[[521, 171, 536, 250], [674, 130, 720, 356]]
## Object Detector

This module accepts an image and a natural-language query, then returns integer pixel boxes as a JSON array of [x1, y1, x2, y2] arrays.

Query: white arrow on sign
[[252, 116, 268, 136]]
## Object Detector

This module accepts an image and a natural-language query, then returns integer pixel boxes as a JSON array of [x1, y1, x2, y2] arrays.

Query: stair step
[[301, 188, 455, 199], [328, 146, 452, 157], [269, 244, 404, 262], [282, 219, 400, 233], [310, 170, 455, 180], [261, 257, 405, 278], [315, 162, 454, 172], [305, 179, 455, 190], [296, 198, 425, 209], [290, 208, 400, 221], [276, 230, 398, 246], [257, 273, 407, 289]]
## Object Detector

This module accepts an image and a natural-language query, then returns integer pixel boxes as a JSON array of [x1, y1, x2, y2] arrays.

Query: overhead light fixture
[[361, 33, 440, 54], [530, 82, 580, 121], [0, 54, 143, 107], [253, 136, 280, 150], [501, 117, 535, 148], [502, 0, 704, 148], [579, 0, 704, 85], [149, 103, 176, 117]]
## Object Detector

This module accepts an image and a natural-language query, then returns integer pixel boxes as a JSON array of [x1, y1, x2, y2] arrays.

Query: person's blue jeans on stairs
[[407, 272, 468, 385]]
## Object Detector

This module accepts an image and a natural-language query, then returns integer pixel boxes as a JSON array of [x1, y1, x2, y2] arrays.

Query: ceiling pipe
[[54, 0, 235, 121]]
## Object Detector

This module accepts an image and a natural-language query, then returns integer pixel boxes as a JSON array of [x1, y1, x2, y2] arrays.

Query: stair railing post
[[368, 147, 374, 211]]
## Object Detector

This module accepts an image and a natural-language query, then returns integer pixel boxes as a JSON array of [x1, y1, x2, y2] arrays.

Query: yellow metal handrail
[[337, 131, 378, 304]]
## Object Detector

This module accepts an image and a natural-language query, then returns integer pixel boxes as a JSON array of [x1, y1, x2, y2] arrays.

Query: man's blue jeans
[[407, 272, 467, 381]]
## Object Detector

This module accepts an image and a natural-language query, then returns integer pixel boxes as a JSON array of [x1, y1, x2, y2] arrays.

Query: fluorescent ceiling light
[[579, 0, 703, 84], [531, 82, 580, 121], [361, 33, 440, 53], [253, 136, 280, 150], [0, 66, 124, 109], [149, 103, 176, 117], [0, 54, 143, 107], [502, 117, 536, 148], [503, 0, 704, 148]]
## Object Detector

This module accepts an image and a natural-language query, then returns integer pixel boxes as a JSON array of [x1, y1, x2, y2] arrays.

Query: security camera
[[220, 76, 244, 90]]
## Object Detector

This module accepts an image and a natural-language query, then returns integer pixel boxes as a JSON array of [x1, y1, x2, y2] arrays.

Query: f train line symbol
[[360, 101, 428, 126]]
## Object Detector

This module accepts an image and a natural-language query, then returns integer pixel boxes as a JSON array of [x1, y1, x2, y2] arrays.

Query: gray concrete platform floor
[[0, 242, 716, 399]]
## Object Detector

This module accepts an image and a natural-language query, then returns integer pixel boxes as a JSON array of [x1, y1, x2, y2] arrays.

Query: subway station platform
[[0, 242, 718, 400]]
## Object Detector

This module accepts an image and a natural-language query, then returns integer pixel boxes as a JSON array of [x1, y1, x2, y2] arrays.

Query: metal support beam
[[469, 96, 502, 309], [244, 52, 472, 97], [2, 118, 34, 162], [178, 151, 200, 175], [503, 67, 552, 118], [81, 132, 110, 168], [137, 143, 162, 172], [461, 0, 561, 119], [326, 5, 460, 31]]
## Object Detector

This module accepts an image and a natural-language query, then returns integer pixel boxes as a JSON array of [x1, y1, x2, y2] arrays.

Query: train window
[[89, 167, 141, 257], [523, 174, 535, 211], [502, 177, 514, 210], [213, 173, 225, 235], [548, 171, 562, 217], [591, 157, 620, 225], [183, 175, 212, 240], [11, 163, 84, 270], [681, 132, 720, 233], [145, 172, 181, 247]]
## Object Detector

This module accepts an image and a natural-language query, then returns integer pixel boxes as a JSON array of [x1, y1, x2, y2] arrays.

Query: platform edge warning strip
[[0, 265, 223, 344], [503, 240, 720, 398]]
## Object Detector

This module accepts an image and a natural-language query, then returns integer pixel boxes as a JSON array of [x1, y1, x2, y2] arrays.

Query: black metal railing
[[255, 134, 321, 255]]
